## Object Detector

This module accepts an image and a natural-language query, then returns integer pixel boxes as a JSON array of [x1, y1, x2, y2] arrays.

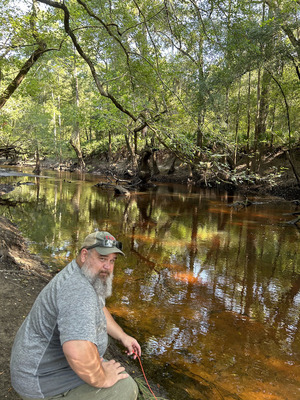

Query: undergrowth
[[135, 377, 168, 400]]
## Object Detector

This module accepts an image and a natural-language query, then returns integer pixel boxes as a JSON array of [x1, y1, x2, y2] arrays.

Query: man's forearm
[[103, 306, 126, 341], [103, 307, 142, 357], [63, 339, 129, 388], [63, 340, 106, 387]]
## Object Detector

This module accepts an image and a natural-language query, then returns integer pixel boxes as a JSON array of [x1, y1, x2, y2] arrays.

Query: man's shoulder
[[54, 263, 98, 312], [49, 260, 89, 292]]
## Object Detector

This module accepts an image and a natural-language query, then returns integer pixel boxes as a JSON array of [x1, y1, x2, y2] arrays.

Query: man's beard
[[81, 263, 113, 299]]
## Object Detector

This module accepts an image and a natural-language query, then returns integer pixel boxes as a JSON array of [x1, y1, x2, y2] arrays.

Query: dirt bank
[[0, 217, 51, 399], [151, 147, 300, 200]]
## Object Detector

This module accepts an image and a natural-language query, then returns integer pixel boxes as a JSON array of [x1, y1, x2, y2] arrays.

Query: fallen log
[[228, 198, 252, 209], [94, 182, 131, 196], [114, 185, 130, 196]]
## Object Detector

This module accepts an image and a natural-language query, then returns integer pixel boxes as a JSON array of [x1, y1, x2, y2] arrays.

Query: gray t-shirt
[[10, 259, 108, 398]]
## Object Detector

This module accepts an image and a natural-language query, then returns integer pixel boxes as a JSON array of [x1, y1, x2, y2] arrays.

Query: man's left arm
[[103, 307, 141, 358]]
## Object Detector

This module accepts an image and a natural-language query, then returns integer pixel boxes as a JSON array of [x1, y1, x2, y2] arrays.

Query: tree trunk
[[108, 130, 112, 165], [254, 67, 261, 157], [138, 147, 153, 184], [150, 136, 160, 175], [151, 151, 160, 176], [285, 150, 300, 187], [234, 77, 241, 167], [168, 156, 177, 175], [270, 105, 275, 148], [134, 130, 138, 155], [195, 35, 205, 154], [268, 69, 292, 149], [51, 90, 57, 151], [0, 43, 47, 110], [124, 132, 137, 168], [246, 71, 251, 173], [253, 69, 271, 172], [58, 94, 62, 164], [253, 2, 273, 171], [33, 144, 41, 175], [70, 56, 85, 170], [1, 0, 48, 109], [196, 117, 203, 149], [255, 70, 271, 144]]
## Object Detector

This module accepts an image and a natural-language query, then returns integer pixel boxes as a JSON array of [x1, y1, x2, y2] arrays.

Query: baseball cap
[[81, 231, 124, 256]]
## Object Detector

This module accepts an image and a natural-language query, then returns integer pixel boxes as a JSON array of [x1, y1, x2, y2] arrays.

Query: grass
[[135, 377, 168, 400]]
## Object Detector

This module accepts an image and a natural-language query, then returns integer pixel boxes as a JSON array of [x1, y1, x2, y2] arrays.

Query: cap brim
[[94, 247, 125, 256]]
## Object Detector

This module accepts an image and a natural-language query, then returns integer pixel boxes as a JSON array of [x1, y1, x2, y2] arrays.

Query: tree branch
[[76, 0, 135, 89], [37, 0, 137, 122], [265, 0, 300, 60], [0, 1, 48, 110]]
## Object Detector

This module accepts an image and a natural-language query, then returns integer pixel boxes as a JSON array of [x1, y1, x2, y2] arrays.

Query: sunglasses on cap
[[85, 239, 123, 251]]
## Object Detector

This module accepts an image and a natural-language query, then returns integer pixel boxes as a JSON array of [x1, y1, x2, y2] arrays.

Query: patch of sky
[[198, 269, 211, 285], [294, 291, 300, 307], [144, 336, 163, 355], [140, 273, 160, 302], [267, 281, 280, 302], [192, 258, 202, 275], [169, 290, 187, 305], [124, 268, 134, 275]]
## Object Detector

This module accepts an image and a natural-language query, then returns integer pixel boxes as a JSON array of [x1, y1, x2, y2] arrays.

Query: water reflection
[[0, 168, 299, 399]]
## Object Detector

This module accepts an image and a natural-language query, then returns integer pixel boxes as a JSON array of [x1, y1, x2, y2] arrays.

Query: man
[[10, 231, 141, 400]]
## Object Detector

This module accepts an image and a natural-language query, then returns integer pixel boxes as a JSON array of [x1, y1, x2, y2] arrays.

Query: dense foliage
[[0, 0, 299, 172]]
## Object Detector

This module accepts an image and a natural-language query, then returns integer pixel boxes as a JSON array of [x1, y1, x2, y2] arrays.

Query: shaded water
[[1, 167, 299, 400]]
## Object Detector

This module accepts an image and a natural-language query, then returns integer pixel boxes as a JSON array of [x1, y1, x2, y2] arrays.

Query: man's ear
[[80, 248, 89, 264]]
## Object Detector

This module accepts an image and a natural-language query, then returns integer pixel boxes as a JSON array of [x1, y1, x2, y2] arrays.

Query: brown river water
[[0, 168, 299, 400]]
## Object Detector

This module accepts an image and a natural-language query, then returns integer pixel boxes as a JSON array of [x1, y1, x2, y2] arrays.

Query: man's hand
[[120, 334, 141, 359], [101, 359, 129, 387]]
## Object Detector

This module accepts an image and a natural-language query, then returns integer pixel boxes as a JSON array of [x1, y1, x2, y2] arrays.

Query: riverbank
[[2, 146, 299, 201]]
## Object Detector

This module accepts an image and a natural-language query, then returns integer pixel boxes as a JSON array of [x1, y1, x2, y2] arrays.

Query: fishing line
[[133, 351, 158, 400]]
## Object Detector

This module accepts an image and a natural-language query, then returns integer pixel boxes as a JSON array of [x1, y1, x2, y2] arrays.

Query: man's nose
[[102, 261, 110, 269]]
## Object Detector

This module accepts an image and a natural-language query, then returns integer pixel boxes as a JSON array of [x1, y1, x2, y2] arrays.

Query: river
[[0, 167, 299, 400]]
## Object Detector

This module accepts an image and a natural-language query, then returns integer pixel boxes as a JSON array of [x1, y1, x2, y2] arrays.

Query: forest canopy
[[0, 0, 299, 173]]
